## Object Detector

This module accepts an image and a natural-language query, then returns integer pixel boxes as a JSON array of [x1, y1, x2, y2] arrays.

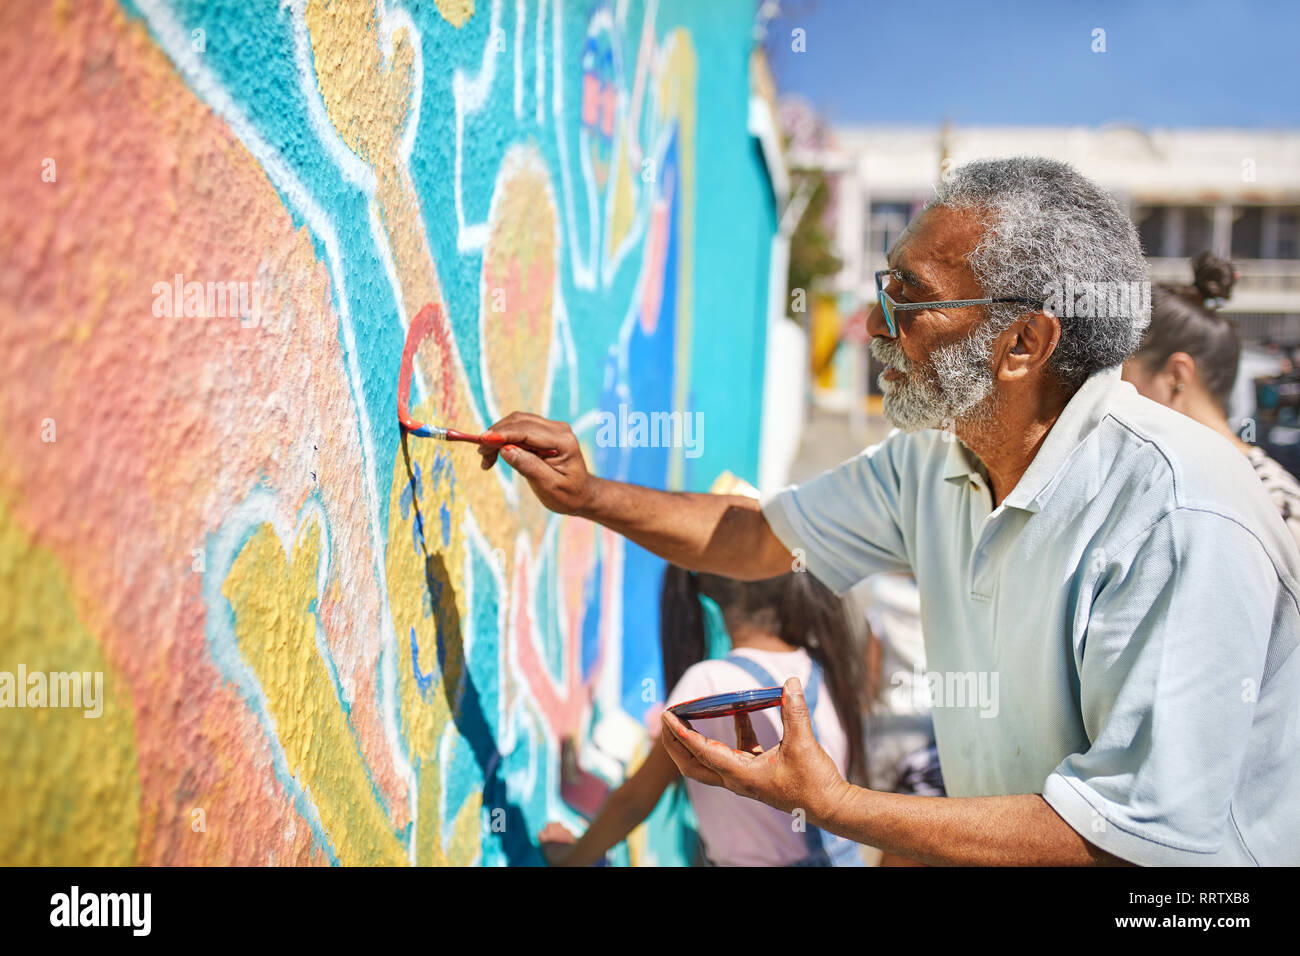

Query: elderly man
[[482, 158, 1300, 866]]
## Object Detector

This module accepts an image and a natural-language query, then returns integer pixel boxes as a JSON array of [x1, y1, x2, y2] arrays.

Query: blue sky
[[764, 0, 1300, 128]]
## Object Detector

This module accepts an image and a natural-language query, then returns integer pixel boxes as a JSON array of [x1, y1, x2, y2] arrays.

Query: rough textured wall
[[0, 0, 774, 865]]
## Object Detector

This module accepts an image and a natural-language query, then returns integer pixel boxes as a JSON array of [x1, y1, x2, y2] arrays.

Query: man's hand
[[537, 822, 579, 866], [479, 410, 793, 580], [478, 412, 596, 516], [660, 677, 850, 820]]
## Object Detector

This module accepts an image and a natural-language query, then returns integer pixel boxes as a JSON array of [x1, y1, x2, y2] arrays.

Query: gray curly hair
[[930, 157, 1150, 388]]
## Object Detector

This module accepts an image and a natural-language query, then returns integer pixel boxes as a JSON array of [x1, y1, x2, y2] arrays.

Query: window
[[1135, 207, 1166, 257], [1134, 206, 1212, 258], [1181, 207, 1213, 258], [1232, 207, 1264, 259], [867, 201, 916, 258], [1274, 210, 1298, 260]]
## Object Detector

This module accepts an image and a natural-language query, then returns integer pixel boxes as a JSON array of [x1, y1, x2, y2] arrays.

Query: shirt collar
[[1003, 365, 1125, 513], [941, 365, 1125, 512], [942, 436, 984, 484]]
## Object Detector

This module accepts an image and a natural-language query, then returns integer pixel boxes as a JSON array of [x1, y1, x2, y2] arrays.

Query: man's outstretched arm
[[659, 679, 1130, 866], [479, 412, 794, 580], [814, 784, 1129, 867]]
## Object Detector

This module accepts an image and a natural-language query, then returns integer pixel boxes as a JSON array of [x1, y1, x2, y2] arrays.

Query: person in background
[[856, 573, 944, 798], [854, 572, 944, 866], [1122, 251, 1300, 549], [539, 556, 868, 866]]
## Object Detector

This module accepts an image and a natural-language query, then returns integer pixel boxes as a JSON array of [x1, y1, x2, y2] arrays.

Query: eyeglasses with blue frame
[[874, 269, 1043, 338]]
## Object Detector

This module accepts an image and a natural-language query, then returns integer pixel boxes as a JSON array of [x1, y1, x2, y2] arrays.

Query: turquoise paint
[[124, 0, 777, 866]]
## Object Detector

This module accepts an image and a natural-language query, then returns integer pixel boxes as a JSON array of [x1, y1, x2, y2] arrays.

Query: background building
[[790, 122, 1300, 439]]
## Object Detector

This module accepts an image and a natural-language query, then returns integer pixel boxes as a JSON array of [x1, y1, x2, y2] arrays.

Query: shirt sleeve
[[760, 434, 913, 595], [1041, 508, 1276, 865]]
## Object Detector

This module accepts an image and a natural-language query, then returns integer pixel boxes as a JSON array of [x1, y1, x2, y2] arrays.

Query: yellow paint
[[222, 521, 407, 865], [305, 0, 443, 325], [656, 31, 697, 491], [306, 2, 538, 858], [384, 434, 485, 864], [306, 0, 552, 863], [433, 0, 474, 29], [306, 0, 528, 557], [482, 148, 557, 421], [0, 499, 140, 865], [811, 294, 842, 388], [606, 128, 638, 257], [416, 736, 482, 865]]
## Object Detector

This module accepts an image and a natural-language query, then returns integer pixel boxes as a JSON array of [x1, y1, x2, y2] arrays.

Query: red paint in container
[[669, 686, 784, 720]]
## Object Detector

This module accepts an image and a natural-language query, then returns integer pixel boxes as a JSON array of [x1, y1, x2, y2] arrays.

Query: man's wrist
[[575, 475, 608, 521], [809, 776, 862, 834]]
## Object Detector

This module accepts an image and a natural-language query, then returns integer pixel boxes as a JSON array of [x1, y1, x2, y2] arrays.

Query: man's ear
[[999, 311, 1060, 381]]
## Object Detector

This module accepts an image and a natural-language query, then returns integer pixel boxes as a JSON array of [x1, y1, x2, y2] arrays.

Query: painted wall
[[0, 0, 775, 865]]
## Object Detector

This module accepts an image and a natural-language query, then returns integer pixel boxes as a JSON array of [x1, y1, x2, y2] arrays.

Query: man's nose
[[864, 299, 893, 339]]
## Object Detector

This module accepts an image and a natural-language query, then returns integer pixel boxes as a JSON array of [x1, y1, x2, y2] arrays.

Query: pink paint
[[0, 0, 408, 859], [398, 302, 560, 458], [509, 554, 585, 736], [638, 169, 674, 335]]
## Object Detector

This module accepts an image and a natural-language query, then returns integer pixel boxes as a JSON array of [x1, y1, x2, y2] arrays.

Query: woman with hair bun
[[1122, 251, 1300, 547]]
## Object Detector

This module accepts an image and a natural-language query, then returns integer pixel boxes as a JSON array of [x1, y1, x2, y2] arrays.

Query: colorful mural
[[0, 0, 775, 865]]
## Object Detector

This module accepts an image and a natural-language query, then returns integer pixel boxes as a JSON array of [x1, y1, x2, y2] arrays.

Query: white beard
[[870, 327, 1001, 433]]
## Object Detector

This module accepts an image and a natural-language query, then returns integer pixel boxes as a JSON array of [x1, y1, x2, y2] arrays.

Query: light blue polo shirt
[[762, 366, 1300, 865]]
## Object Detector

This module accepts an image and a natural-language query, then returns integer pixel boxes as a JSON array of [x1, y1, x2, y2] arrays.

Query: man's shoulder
[[823, 427, 955, 479], [1093, 392, 1300, 587], [1100, 388, 1274, 517]]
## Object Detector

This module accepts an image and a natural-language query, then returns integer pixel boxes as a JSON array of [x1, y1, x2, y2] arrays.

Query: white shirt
[[761, 366, 1300, 865]]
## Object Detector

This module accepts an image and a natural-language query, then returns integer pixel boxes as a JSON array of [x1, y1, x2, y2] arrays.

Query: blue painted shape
[[411, 625, 434, 698], [579, 553, 603, 682]]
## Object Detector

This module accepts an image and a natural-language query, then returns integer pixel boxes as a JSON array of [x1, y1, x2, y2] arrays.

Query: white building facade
[[795, 125, 1300, 411]]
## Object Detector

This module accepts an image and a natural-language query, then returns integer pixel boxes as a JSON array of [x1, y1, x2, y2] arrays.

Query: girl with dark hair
[[1122, 251, 1300, 547], [538, 564, 868, 866]]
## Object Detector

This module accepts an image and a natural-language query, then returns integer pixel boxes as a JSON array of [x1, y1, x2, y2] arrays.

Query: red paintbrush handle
[[444, 429, 561, 459], [507, 441, 562, 460]]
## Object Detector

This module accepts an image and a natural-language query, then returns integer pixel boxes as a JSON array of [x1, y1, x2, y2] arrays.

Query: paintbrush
[[400, 418, 561, 458], [397, 301, 560, 458]]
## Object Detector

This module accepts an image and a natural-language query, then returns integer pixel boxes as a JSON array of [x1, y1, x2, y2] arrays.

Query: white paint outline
[[136, 0, 418, 858]]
